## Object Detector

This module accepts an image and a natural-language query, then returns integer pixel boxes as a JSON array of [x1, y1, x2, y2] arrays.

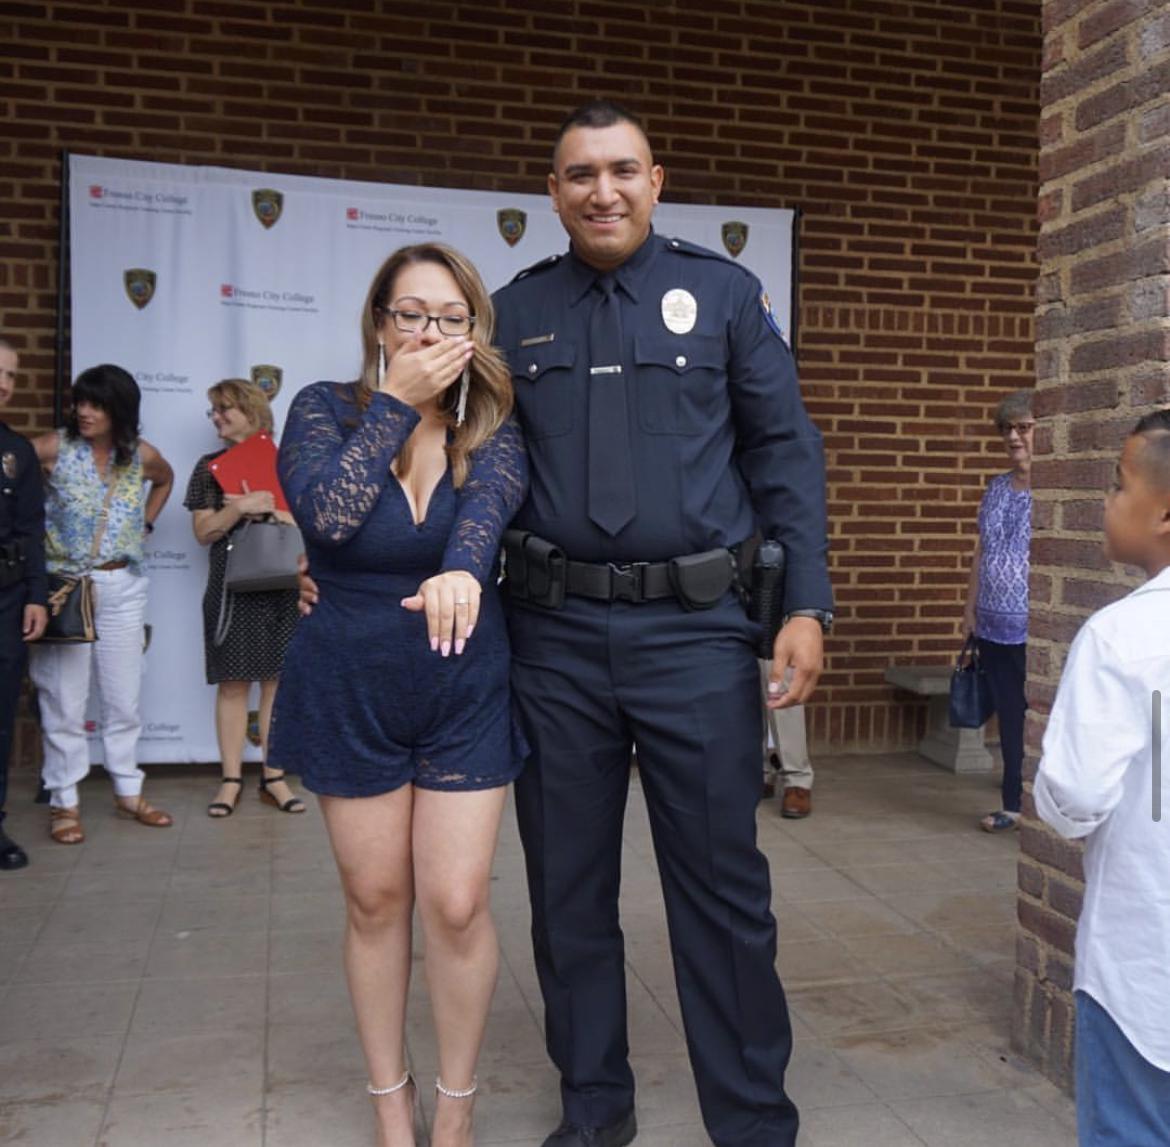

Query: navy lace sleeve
[[441, 414, 528, 583], [278, 381, 420, 546]]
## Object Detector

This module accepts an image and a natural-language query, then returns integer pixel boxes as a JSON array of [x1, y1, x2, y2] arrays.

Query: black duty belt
[[565, 559, 674, 603], [502, 528, 738, 612]]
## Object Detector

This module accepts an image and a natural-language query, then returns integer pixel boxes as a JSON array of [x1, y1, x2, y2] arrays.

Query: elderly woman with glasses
[[961, 389, 1035, 832], [184, 379, 304, 818]]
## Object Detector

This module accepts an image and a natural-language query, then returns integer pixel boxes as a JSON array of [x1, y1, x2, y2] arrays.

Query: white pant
[[29, 568, 149, 809], [759, 660, 814, 790]]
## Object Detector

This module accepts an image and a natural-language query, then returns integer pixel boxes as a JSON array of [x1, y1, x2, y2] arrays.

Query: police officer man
[[496, 101, 832, 1147], [0, 339, 48, 871]]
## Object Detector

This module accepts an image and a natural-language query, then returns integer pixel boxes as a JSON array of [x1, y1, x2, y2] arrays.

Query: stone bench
[[884, 664, 995, 773]]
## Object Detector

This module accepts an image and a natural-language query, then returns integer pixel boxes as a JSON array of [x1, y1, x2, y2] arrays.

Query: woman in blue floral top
[[270, 244, 527, 1147], [962, 390, 1034, 832], [30, 365, 174, 845]]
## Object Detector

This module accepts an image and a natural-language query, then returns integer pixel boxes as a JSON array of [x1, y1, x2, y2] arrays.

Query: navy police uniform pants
[[508, 591, 799, 1147], [0, 587, 28, 823]]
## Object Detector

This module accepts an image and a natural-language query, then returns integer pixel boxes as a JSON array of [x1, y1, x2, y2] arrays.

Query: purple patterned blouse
[[975, 472, 1031, 646]]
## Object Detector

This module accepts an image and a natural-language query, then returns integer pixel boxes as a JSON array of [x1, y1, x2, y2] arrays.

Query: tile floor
[[0, 753, 1076, 1146]]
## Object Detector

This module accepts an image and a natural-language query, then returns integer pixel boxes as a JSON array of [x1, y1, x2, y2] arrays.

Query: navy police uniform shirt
[[492, 230, 832, 614], [0, 423, 47, 606]]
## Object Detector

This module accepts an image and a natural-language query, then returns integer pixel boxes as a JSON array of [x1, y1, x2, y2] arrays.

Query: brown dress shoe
[[780, 787, 812, 819]]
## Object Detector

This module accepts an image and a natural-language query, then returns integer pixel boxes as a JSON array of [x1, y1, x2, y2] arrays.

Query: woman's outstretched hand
[[401, 570, 481, 656]]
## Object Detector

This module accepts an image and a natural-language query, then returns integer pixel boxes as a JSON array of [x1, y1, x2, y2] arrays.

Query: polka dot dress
[[184, 452, 298, 684]]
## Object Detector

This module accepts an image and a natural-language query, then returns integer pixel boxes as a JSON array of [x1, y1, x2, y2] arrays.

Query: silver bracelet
[[367, 1069, 411, 1096], [435, 1075, 478, 1099]]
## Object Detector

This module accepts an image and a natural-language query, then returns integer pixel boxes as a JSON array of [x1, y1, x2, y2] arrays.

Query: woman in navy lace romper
[[269, 244, 527, 1147]]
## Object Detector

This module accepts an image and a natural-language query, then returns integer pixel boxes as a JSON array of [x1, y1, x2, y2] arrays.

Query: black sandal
[[259, 772, 306, 814], [207, 776, 244, 819]]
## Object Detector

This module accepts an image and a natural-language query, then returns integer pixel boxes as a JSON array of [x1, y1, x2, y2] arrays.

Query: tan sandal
[[114, 795, 174, 828], [49, 805, 85, 845]]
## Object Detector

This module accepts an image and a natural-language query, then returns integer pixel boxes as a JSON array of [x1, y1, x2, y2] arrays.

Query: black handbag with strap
[[948, 635, 995, 728], [38, 474, 117, 644]]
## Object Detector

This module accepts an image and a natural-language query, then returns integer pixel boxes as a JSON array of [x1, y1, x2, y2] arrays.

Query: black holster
[[0, 541, 26, 591], [747, 540, 787, 658]]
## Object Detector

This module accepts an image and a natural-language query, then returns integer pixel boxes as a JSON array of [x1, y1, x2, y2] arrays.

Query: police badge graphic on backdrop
[[497, 208, 526, 248], [721, 221, 749, 259], [250, 364, 283, 400], [123, 268, 157, 310], [252, 189, 283, 229]]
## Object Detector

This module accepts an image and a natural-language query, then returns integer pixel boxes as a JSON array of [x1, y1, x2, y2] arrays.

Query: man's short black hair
[[552, 99, 649, 166], [1131, 408, 1170, 493]]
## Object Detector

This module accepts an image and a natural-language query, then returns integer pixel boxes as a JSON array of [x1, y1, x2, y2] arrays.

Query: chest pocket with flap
[[633, 332, 727, 435], [507, 340, 577, 439]]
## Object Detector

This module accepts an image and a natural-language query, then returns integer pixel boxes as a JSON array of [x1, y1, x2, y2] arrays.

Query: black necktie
[[587, 275, 636, 536]]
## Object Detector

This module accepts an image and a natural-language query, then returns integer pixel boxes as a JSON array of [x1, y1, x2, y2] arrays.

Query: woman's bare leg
[[211, 680, 249, 811], [321, 788, 417, 1147], [413, 786, 508, 1146]]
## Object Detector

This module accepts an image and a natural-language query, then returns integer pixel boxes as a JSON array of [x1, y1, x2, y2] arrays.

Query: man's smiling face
[[548, 120, 664, 273]]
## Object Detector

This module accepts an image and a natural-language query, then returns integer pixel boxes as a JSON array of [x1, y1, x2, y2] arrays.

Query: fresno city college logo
[[497, 208, 526, 247], [346, 207, 360, 221], [124, 268, 157, 310], [89, 185, 105, 199], [721, 221, 749, 259], [252, 188, 283, 229], [250, 364, 283, 400]]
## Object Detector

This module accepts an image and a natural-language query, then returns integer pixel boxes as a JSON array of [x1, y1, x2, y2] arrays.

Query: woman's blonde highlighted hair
[[357, 243, 513, 488], [207, 379, 274, 434]]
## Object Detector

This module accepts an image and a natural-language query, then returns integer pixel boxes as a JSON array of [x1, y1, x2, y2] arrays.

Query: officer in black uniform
[[0, 340, 48, 871], [495, 102, 832, 1147]]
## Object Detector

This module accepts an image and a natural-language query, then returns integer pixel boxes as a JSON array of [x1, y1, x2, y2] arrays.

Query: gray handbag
[[213, 517, 304, 646]]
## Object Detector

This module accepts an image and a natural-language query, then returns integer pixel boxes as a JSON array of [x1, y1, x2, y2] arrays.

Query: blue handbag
[[949, 635, 994, 728]]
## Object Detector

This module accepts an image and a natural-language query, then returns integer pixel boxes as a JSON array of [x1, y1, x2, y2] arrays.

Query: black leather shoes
[[542, 1109, 636, 1147], [0, 828, 29, 871]]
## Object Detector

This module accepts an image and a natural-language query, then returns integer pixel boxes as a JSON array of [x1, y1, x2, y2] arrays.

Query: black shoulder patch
[[512, 253, 563, 283]]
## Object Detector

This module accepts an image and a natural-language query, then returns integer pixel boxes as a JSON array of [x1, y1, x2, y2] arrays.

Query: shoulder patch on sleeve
[[760, 290, 788, 342], [511, 253, 563, 283]]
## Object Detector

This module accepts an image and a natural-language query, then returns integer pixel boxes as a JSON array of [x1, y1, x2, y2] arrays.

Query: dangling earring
[[377, 342, 387, 389], [455, 364, 469, 427]]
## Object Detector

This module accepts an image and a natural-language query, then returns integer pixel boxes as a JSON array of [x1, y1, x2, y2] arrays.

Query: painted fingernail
[[430, 637, 439, 652], [767, 681, 781, 694], [466, 625, 475, 639], [441, 640, 451, 657], [455, 639, 465, 656]]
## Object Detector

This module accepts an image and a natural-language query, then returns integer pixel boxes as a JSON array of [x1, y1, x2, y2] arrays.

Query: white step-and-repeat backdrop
[[69, 153, 796, 763]]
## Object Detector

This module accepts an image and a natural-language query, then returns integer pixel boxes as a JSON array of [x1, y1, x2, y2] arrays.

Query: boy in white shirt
[[1034, 409, 1170, 1145]]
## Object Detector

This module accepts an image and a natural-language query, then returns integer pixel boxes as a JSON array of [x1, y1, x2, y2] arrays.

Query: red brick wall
[[0, 0, 1041, 756], [1016, 0, 1170, 1088]]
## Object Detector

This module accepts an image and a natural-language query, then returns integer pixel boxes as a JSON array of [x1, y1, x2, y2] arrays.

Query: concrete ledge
[[884, 665, 995, 774]]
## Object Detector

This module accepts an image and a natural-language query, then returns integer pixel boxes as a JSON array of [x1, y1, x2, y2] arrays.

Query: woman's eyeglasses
[[206, 404, 235, 419], [383, 309, 475, 337], [999, 421, 1035, 436]]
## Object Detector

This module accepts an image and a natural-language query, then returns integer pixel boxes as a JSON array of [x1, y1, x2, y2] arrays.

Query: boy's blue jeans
[[1076, 991, 1170, 1146]]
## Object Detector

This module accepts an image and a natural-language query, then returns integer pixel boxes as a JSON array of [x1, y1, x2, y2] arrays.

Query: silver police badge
[[250, 364, 283, 400], [124, 268, 157, 310], [722, 221, 748, 258], [252, 188, 283, 229], [661, 289, 698, 335], [1, 451, 17, 480], [497, 208, 526, 248]]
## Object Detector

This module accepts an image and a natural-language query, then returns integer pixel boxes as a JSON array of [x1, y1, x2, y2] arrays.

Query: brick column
[[1015, 0, 1170, 1087]]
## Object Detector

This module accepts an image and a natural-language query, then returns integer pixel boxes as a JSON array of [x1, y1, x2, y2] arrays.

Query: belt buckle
[[608, 561, 646, 603]]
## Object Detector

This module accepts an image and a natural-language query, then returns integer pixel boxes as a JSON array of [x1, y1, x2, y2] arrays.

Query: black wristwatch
[[784, 609, 833, 634]]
